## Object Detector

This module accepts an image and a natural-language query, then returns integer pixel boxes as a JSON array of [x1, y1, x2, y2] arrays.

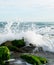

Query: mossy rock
[[7, 46, 26, 52], [1, 38, 26, 48], [0, 41, 12, 46], [0, 38, 26, 52], [33, 56, 47, 64], [20, 54, 47, 65], [0, 46, 10, 60], [0, 46, 10, 64], [7, 46, 18, 51], [11, 39, 25, 48], [33, 55, 47, 64], [21, 54, 41, 65]]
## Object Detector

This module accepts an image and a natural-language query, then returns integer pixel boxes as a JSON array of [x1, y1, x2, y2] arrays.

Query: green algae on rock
[[0, 39, 26, 52], [11, 39, 25, 48], [0, 46, 10, 64], [33, 55, 47, 64], [20, 54, 47, 65]]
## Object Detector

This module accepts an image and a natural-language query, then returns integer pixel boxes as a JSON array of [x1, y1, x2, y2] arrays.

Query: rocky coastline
[[0, 38, 54, 65]]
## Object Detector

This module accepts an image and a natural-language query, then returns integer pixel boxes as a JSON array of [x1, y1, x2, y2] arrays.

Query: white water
[[0, 22, 54, 52], [0, 31, 54, 52]]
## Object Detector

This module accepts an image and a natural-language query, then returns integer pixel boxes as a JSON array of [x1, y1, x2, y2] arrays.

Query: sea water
[[0, 22, 54, 52]]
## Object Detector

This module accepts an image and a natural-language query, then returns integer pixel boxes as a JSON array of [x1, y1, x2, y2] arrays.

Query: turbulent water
[[0, 22, 54, 52]]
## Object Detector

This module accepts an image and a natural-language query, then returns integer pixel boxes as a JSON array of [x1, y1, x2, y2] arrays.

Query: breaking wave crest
[[0, 22, 54, 52]]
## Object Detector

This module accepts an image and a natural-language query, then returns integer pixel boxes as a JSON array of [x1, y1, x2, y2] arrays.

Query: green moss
[[21, 54, 41, 65], [35, 57, 47, 64], [20, 54, 47, 65], [0, 46, 10, 64], [11, 39, 25, 48], [34, 56, 47, 64], [0, 39, 26, 52]]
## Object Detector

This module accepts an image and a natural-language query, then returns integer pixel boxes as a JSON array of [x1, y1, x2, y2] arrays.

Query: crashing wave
[[0, 22, 54, 52]]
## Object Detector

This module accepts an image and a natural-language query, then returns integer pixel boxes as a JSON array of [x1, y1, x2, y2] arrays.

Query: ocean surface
[[0, 22, 54, 52]]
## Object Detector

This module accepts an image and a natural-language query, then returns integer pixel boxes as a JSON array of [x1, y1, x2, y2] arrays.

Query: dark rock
[[21, 45, 35, 53], [38, 47, 44, 52]]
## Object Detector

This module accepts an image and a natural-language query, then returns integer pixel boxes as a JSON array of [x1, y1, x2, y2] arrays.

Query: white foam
[[0, 22, 54, 52], [0, 30, 54, 52]]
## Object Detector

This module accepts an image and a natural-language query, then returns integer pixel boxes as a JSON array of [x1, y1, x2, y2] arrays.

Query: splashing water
[[0, 22, 54, 52]]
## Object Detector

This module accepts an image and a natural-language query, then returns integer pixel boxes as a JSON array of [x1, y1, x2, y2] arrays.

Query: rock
[[1, 41, 12, 46], [0, 39, 43, 53], [1, 38, 26, 48], [21, 45, 35, 53]]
